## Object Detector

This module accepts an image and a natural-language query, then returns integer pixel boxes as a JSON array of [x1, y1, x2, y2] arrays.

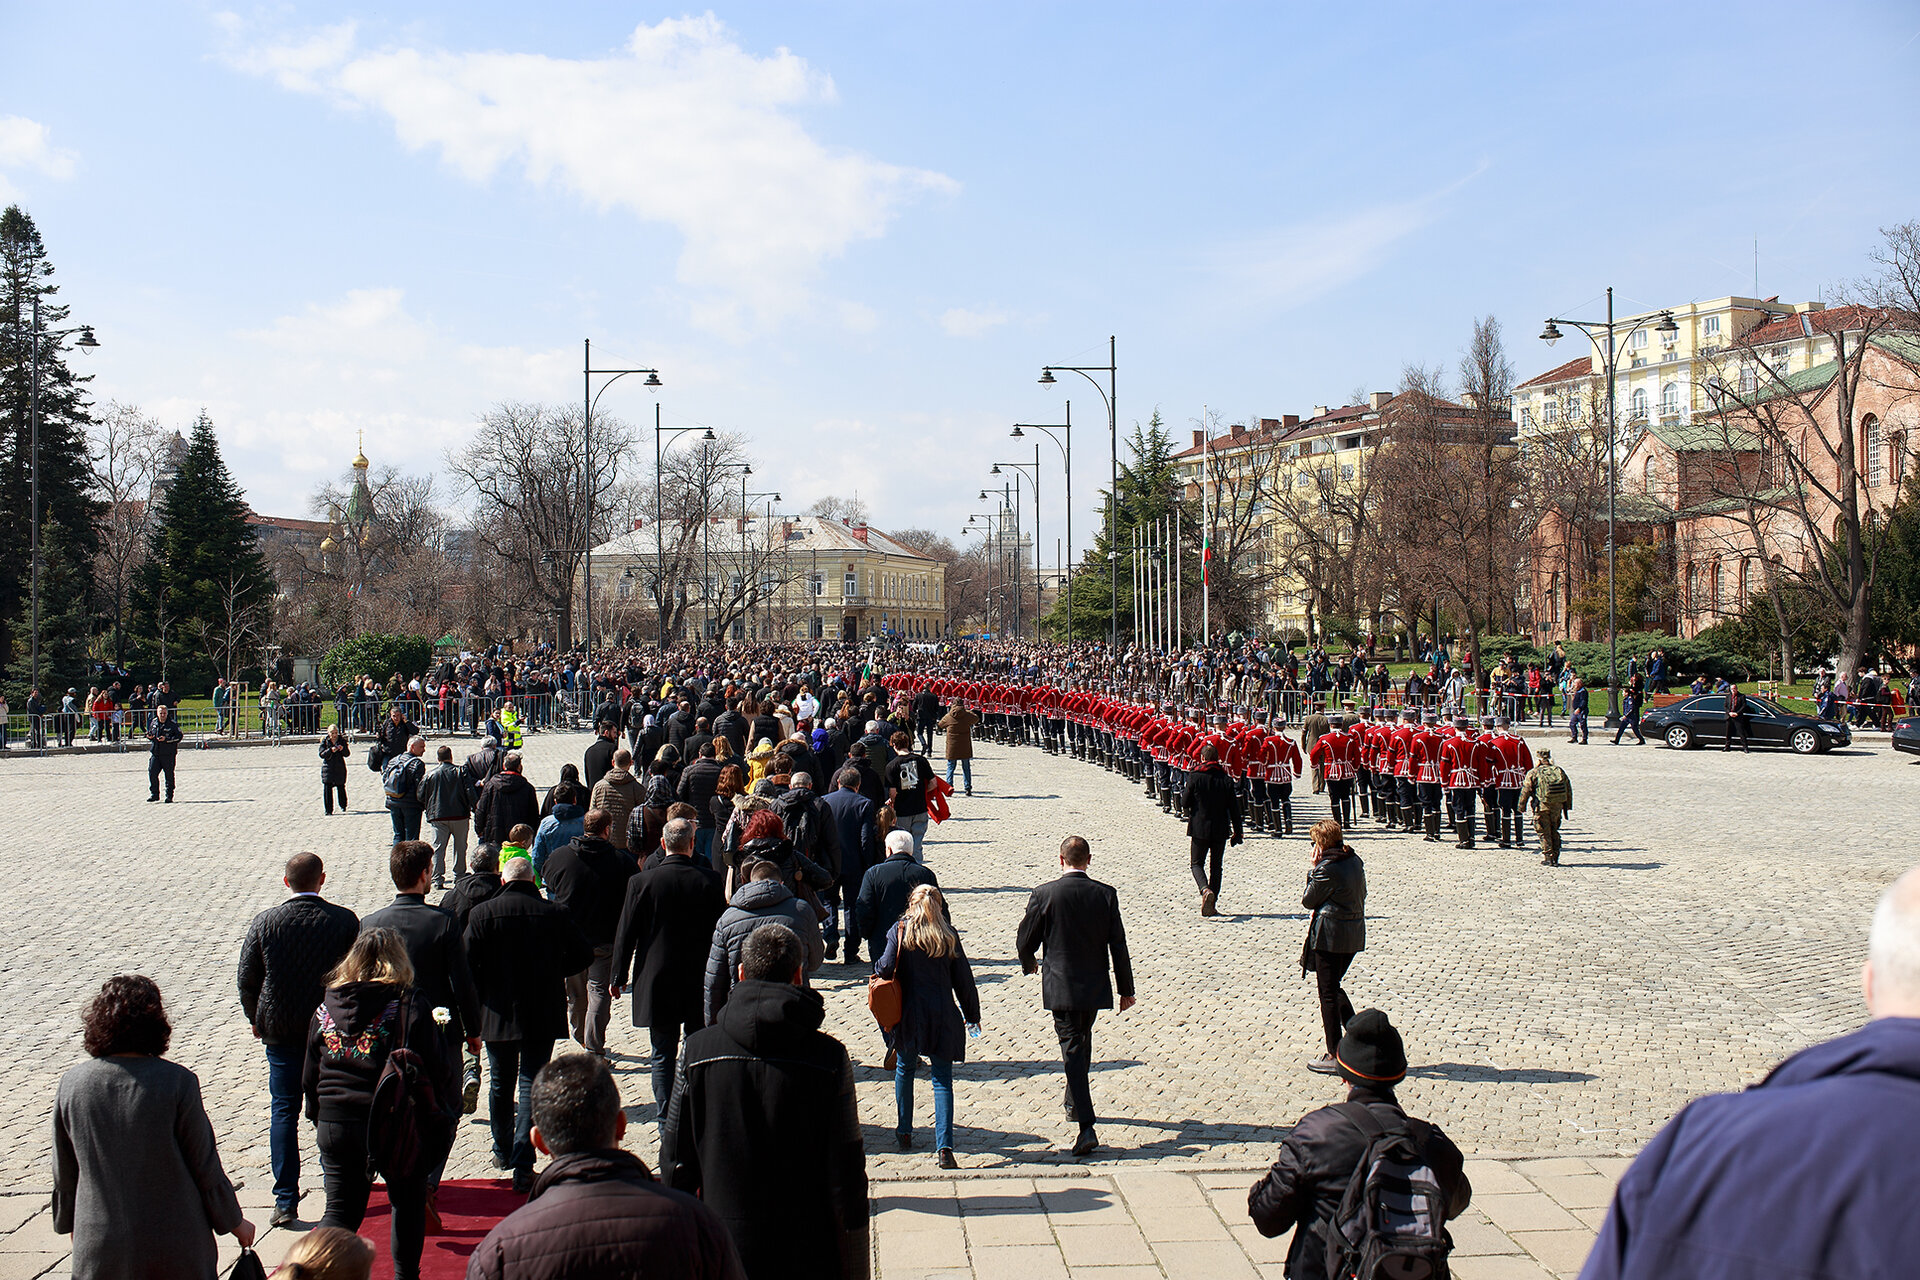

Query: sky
[[6, 2, 1920, 566]]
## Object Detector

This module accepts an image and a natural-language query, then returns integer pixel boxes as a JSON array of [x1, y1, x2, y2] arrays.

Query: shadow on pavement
[[1406, 1062, 1598, 1084]]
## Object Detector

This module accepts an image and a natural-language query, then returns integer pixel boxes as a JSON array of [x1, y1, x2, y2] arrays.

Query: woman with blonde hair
[[874, 884, 981, 1168], [746, 738, 777, 787], [1299, 819, 1366, 1075], [277, 1227, 374, 1280], [303, 929, 458, 1280]]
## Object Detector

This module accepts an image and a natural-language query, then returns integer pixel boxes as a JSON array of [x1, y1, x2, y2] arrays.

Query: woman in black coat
[[1300, 818, 1366, 1074], [318, 724, 351, 814], [874, 884, 980, 1167]]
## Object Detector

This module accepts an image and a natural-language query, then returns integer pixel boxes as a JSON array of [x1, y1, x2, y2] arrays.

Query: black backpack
[[1323, 1102, 1453, 1280], [366, 994, 445, 1181]]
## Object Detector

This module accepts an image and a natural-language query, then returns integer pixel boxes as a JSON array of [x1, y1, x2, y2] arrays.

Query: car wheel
[[1664, 724, 1694, 750], [1791, 728, 1821, 754]]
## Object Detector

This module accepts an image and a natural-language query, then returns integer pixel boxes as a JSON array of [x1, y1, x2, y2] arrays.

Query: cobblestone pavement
[[0, 729, 1913, 1275]]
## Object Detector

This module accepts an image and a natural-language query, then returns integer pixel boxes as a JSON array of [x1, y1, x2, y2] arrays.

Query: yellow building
[[1514, 296, 1850, 439], [589, 515, 947, 643]]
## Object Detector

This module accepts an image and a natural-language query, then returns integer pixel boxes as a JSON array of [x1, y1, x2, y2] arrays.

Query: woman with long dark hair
[[53, 975, 253, 1278], [1300, 819, 1366, 1075]]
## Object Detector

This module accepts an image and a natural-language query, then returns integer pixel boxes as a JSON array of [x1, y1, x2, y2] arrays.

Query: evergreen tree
[[132, 411, 275, 690], [1047, 410, 1194, 642], [0, 205, 102, 695]]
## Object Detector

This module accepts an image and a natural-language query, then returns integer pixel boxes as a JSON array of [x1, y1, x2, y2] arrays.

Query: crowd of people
[[37, 636, 1920, 1280]]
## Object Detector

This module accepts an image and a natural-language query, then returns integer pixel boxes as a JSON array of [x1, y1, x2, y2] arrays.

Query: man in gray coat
[[703, 860, 823, 1023], [421, 744, 473, 889]]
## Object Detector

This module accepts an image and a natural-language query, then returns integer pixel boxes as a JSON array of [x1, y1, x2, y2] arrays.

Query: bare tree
[[808, 494, 871, 524], [192, 569, 270, 694], [448, 402, 634, 652], [85, 402, 165, 667], [1192, 411, 1289, 634]]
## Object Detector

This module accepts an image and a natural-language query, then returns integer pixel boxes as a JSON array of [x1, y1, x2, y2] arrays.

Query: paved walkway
[[2, 727, 1913, 1278]]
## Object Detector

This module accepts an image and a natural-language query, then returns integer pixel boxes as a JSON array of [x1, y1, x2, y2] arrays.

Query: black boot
[[1512, 815, 1525, 849], [1425, 814, 1442, 843], [1456, 819, 1475, 849], [1282, 801, 1295, 836], [1497, 812, 1511, 848]]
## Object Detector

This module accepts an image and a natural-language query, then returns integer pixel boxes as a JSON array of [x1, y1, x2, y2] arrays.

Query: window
[[1686, 562, 1700, 612], [810, 572, 824, 597], [1895, 431, 1910, 485], [1710, 561, 1724, 615], [1643, 456, 1656, 494], [1630, 387, 1649, 421], [729, 573, 742, 598], [1704, 315, 1721, 336], [1738, 558, 1751, 605], [843, 571, 858, 598], [1629, 329, 1649, 350], [1865, 415, 1883, 488], [1543, 399, 1559, 424], [1739, 366, 1757, 394], [1660, 383, 1680, 419]]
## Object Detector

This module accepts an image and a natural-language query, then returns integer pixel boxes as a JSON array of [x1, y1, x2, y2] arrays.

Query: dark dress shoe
[[896, 1131, 914, 1150], [268, 1205, 299, 1229], [937, 1148, 958, 1169], [1071, 1129, 1099, 1157]]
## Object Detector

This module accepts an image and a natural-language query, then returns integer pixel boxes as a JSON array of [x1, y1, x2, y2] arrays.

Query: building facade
[[590, 515, 947, 643]]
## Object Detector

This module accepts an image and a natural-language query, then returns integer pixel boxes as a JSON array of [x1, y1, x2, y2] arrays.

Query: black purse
[[229, 1247, 267, 1280]]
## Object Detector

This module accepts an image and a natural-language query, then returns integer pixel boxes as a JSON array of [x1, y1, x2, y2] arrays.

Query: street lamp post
[[1041, 337, 1117, 651], [979, 485, 1021, 637], [583, 340, 660, 662], [653, 416, 715, 650], [1540, 291, 1677, 726], [964, 513, 1004, 635], [26, 296, 99, 694], [744, 486, 781, 640], [1012, 400, 1071, 639], [992, 453, 1042, 642]]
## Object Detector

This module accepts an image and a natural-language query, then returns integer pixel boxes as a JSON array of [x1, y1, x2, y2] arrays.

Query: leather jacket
[[1302, 849, 1365, 956]]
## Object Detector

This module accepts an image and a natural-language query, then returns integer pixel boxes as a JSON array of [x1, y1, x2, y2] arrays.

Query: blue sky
[[6, 2, 1919, 562]]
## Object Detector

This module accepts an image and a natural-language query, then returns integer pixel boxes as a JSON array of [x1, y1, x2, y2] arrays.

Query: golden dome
[[352, 429, 369, 471], [319, 535, 337, 553]]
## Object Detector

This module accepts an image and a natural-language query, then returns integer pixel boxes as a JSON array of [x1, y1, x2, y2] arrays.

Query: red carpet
[[357, 1179, 522, 1279]]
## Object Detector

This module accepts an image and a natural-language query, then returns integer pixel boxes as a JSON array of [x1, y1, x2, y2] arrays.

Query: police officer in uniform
[[146, 703, 183, 802]]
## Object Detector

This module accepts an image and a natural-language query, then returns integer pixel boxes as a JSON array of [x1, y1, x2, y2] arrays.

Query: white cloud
[[1207, 163, 1487, 310], [0, 115, 79, 198], [218, 14, 956, 328], [940, 306, 1008, 339]]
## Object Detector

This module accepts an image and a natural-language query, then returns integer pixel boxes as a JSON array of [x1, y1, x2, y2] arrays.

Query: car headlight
[[1818, 724, 1842, 733]]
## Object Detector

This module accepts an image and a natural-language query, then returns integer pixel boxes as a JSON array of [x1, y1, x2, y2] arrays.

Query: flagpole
[[1201, 407, 1210, 648]]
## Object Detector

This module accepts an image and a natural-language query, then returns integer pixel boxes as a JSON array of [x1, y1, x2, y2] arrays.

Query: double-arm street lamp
[[584, 340, 661, 662], [1012, 401, 1072, 639], [1040, 337, 1117, 651], [26, 297, 99, 693], [963, 511, 1006, 635], [991, 455, 1041, 642], [1539, 291, 1677, 724], [743, 485, 782, 640], [979, 485, 1023, 637], [652, 417, 715, 650]]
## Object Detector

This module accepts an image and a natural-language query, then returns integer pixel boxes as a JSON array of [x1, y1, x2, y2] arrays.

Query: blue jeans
[[895, 1052, 954, 1151], [694, 826, 714, 869], [901, 811, 929, 861], [389, 804, 422, 844], [648, 1019, 698, 1134], [944, 758, 972, 791], [263, 1042, 303, 1210], [486, 1039, 552, 1172]]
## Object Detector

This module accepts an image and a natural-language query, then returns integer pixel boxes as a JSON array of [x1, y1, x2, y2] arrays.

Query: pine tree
[[0, 205, 102, 696], [132, 411, 275, 691], [1047, 410, 1192, 641]]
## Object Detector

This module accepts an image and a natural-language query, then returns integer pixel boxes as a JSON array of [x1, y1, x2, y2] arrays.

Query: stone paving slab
[[1, 726, 1913, 1271]]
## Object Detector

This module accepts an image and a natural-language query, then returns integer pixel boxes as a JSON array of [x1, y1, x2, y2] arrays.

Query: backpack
[[382, 753, 414, 801], [1533, 763, 1570, 810], [1322, 1102, 1453, 1280], [366, 994, 445, 1180], [776, 792, 820, 863]]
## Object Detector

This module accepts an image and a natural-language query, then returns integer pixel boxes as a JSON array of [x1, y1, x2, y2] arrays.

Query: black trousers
[[1450, 788, 1477, 828], [1398, 778, 1420, 816], [1189, 837, 1226, 897], [323, 780, 347, 813], [1724, 715, 1750, 750], [1312, 950, 1356, 1056], [316, 1119, 429, 1280], [147, 753, 175, 799], [1053, 1009, 1098, 1131]]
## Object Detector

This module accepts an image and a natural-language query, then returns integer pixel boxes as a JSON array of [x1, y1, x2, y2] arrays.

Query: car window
[[1692, 696, 1726, 713], [1746, 697, 1783, 716]]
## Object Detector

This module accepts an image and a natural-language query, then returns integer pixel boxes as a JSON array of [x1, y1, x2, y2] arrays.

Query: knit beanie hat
[[1335, 1009, 1408, 1087]]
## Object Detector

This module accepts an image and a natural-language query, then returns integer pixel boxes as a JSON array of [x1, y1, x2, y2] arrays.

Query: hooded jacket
[[467, 1148, 744, 1280], [702, 879, 824, 1023], [531, 801, 586, 879], [475, 770, 541, 844], [662, 981, 869, 1280], [300, 980, 459, 1125], [544, 834, 637, 947], [1582, 1016, 1920, 1280]]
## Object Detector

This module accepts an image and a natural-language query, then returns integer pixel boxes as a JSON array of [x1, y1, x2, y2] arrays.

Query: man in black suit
[[911, 685, 942, 756], [822, 771, 879, 964], [1017, 835, 1136, 1157], [1182, 741, 1243, 918], [359, 840, 482, 1210], [583, 722, 620, 793], [855, 829, 939, 961], [610, 817, 728, 1139]]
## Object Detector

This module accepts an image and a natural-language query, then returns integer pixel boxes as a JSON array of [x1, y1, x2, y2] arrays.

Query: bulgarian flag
[[1202, 527, 1213, 586]]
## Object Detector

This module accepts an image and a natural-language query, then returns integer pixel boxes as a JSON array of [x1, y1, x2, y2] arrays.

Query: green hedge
[[1559, 631, 1757, 684], [318, 633, 434, 692]]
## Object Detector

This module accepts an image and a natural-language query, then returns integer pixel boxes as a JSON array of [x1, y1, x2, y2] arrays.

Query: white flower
[[432, 1006, 451, 1028]]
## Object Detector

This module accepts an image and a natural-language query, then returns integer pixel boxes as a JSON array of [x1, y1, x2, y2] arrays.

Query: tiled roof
[[1517, 354, 1595, 391], [1735, 304, 1885, 348], [246, 512, 331, 534], [589, 515, 939, 563]]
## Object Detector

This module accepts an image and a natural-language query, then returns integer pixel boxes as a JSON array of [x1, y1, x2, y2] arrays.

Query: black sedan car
[[1894, 715, 1920, 756], [1641, 693, 1851, 754]]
